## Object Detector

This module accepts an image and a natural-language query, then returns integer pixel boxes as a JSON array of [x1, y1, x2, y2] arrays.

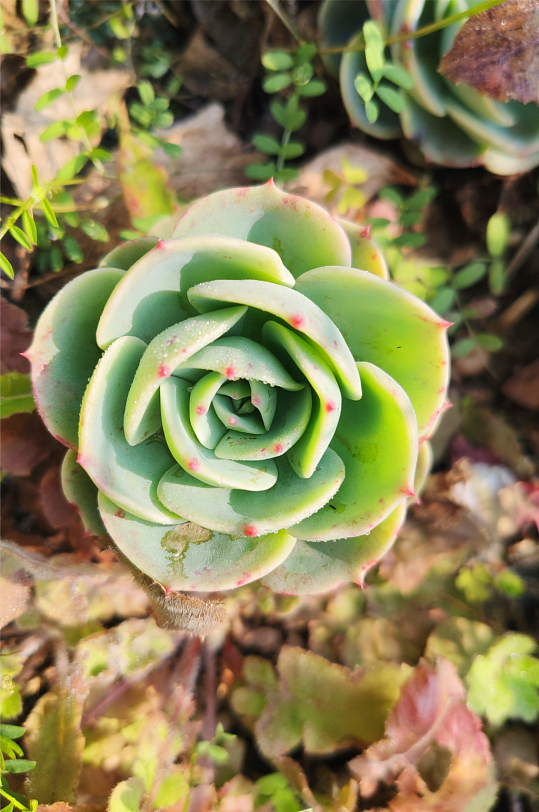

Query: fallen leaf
[[118, 129, 176, 223], [233, 646, 410, 760], [438, 0, 539, 104], [0, 298, 32, 374], [424, 617, 495, 678], [25, 666, 88, 804], [349, 659, 497, 811], [467, 634, 539, 726], [293, 143, 416, 214], [0, 412, 55, 475], [502, 358, 539, 410], [2, 42, 129, 199]]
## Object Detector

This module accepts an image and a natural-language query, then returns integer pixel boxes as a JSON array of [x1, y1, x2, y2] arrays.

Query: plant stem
[[0, 787, 29, 812], [49, 0, 105, 174], [276, 127, 292, 174], [319, 0, 507, 54], [264, 0, 303, 45]]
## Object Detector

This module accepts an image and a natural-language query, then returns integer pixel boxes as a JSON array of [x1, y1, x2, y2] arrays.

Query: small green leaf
[[393, 232, 425, 248], [3, 759, 36, 773], [365, 43, 385, 82], [62, 235, 83, 263], [90, 147, 112, 162], [21, 210, 37, 244], [263, 72, 292, 93], [41, 198, 59, 227], [381, 62, 414, 89], [279, 141, 304, 159], [399, 211, 423, 227], [379, 186, 403, 206], [486, 211, 510, 257], [0, 725, 26, 740], [8, 226, 32, 251], [296, 79, 327, 97], [26, 52, 57, 68], [275, 167, 299, 182], [50, 245, 63, 272], [494, 569, 525, 597], [363, 19, 384, 48], [65, 74, 81, 93], [452, 337, 476, 358], [81, 219, 110, 242], [404, 187, 437, 210], [262, 50, 294, 72], [63, 210, 80, 227], [154, 111, 174, 129], [39, 120, 70, 142], [57, 45, 68, 59], [274, 94, 307, 131], [31, 164, 39, 187], [161, 142, 183, 158], [365, 99, 379, 123], [489, 258, 505, 295], [292, 62, 313, 86], [354, 71, 374, 102], [245, 162, 276, 181], [376, 83, 404, 113], [451, 262, 487, 290], [54, 153, 88, 183], [21, 0, 39, 26], [294, 42, 317, 64], [475, 333, 503, 352], [34, 87, 65, 112], [137, 79, 155, 107], [109, 15, 130, 38], [252, 133, 282, 155], [0, 252, 14, 279], [429, 286, 456, 315]]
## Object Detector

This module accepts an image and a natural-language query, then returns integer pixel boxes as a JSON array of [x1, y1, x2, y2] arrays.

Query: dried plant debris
[[439, 0, 539, 105], [349, 659, 497, 811]]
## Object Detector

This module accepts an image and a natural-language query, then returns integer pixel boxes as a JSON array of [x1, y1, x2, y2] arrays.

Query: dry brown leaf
[[0, 297, 32, 374], [349, 659, 497, 811], [439, 0, 539, 104], [0, 412, 55, 475], [502, 358, 539, 410]]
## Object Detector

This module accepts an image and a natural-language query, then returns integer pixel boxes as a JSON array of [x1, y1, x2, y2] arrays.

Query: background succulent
[[319, 0, 539, 174], [28, 182, 449, 601]]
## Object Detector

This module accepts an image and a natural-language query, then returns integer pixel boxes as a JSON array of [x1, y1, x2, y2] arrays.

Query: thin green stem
[[319, 0, 507, 54], [264, 0, 303, 45], [48, 0, 105, 174], [0, 195, 98, 213], [276, 127, 292, 173], [0, 786, 30, 812]]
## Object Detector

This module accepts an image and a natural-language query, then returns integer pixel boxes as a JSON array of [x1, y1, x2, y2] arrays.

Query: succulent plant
[[319, 0, 539, 175], [28, 181, 449, 610]]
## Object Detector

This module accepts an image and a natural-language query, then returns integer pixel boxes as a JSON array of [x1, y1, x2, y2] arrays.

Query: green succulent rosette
[[319, 0, 539, 175], [28, 182, 449, 599]]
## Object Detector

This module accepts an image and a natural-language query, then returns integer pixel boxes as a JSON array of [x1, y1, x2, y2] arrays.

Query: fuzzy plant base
[[28, 181, 449, 630]]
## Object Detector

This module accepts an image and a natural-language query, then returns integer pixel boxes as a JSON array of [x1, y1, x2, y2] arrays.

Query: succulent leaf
[[319, 0, 539, 173], [28, 268, 124, 449], [28, 181, 450, 626], [294, 267, 450, 437], [261, 502, 407, 595], [172, 181, 352, 276], [290, 362, 417, 541], [157, 450, 345, 538], [79, 336, 184, 524], [98, 492, 297, 591]]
